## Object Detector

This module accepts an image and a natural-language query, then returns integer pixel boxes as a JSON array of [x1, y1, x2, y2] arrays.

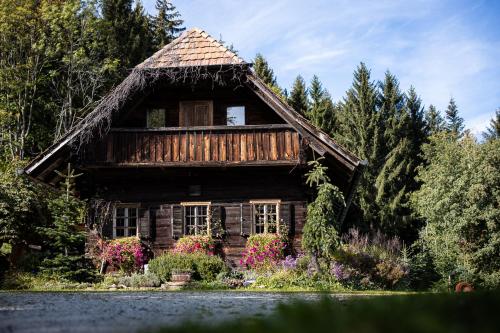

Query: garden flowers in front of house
[[173, 235, 215, 255], [240, 234, 287, 271], [101, 237, 145, 273]]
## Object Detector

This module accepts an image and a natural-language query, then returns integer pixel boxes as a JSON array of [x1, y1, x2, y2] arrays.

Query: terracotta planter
[[171, 272, 192, 282]]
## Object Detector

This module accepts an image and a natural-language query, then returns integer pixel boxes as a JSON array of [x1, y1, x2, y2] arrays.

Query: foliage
[[38, 164, 97, 282], [155, 292, 500, 333], [0, 271, 96, 290], [148, 252, 226, 282], [253, 268, 343, 291], [482, 108, 500, 142], [173, 235, 216, 255], [333, 228, 410, 290], [411, 133, 500, 288], [425, 104, 445, 136], [240, 234, 286, 271], [444, 98, 464, 139], [288, 75, 308, 115], [307, 75, 336, 134], [216, 270, 245, 289], [152, 0, 185, 48], [302, 158, 345, 269], [0, 161, 46, 247], [101, 237, 145, 274], [117, 272, 161, 288]]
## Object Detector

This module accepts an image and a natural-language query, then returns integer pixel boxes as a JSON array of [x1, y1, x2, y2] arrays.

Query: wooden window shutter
[[279, 202, 293, 236], [240, 203, 253, 237], [171, 204, 183, 239], [179, 101, 213, 126], [210, 204, 223, 237], [138, 208, 150, 239]]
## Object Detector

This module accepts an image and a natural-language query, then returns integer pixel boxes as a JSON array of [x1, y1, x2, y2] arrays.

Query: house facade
[[24, 28, 364, 266]]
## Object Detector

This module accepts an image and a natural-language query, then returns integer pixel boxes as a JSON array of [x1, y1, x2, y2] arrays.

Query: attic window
[[227, 106, 245, 126], [147, 109, 165, 128]]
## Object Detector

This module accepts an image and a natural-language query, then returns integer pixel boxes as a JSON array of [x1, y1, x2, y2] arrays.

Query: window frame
[[179, 100, 214, 127], [113, 204, 140, 238], [226, 105, 246, 126], [181, 201, 211, 236], [146, 108, 166, 128], [250, 200, 281, 234]]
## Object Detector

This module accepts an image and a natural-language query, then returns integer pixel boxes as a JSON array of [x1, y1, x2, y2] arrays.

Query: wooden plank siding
[[82, 125, 302, 167]]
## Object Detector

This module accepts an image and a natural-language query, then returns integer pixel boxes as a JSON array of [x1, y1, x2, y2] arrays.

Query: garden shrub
[[148, 252, 226, 282], [173, 235, 215, 255], [118, 272, 161, 288], [216, 270, 245, 288], [332, 228, 410, 290], [240, 234, 286, 271], [101, 237, 146, 274], [254, 269, 343, 291]]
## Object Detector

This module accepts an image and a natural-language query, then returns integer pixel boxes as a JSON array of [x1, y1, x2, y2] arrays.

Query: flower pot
[[171, 272, 192, 282]]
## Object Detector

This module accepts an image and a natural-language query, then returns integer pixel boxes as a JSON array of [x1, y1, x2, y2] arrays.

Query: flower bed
[[240, 234, 286, 271], [101, 237, 145, 274], [173, 235, 215, 255]]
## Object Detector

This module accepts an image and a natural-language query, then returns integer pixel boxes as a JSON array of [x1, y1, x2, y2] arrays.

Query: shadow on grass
[[151, 292, 499, 333]]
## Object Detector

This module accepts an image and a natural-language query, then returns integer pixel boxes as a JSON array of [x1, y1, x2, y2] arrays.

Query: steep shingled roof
[[137, 28, 246, 68]]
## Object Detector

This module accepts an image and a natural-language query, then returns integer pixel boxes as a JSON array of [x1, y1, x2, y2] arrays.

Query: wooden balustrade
[[82, 124, 302, 167]]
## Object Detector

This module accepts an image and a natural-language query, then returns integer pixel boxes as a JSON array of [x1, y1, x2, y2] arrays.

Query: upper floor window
[[251, 200, 280, 234], [182, 202, 211, 235], [113, 205, 139, 238], [227, 106, 245, 126], [147, 109, 165, 128]]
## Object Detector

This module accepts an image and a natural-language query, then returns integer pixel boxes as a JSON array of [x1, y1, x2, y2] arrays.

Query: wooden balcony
[[81, 124, 303, 167]]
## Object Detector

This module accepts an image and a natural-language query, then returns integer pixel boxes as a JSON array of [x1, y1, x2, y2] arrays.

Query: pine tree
[[39, 164, 95, 281], [375, 86, 426, 239], [308, 75, 336, 133], [445, 98, 464, 139], [425, 104, 445, 136], [378, 71, 405, 156], [253, 53, 277, 86], [335, 63, 381, 225], [482, 109, 500, 142], [288, 75, 308, 115], [152, 0, 185, 49]]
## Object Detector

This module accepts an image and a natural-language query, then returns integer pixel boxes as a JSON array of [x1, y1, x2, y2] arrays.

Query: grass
[[150, 291, 500, 333]]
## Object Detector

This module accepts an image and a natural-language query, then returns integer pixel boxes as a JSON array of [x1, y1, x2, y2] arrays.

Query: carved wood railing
[[81, 124, 302, 167]]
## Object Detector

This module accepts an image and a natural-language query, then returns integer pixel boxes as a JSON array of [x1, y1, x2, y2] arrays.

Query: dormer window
[[227, 106, 245, 126], [147, 108, 165, 128]]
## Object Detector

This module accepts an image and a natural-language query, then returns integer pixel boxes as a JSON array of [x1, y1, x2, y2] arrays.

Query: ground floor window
[[251, 200, 280, 234], [113, 205, 139, 238], [182, 202, 211, 235]]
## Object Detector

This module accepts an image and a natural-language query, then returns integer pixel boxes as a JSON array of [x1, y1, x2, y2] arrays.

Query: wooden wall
[[83, 168, 310, 266]]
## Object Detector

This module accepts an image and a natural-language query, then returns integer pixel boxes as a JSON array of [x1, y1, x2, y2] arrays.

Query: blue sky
[[143, 0, 500, 134]]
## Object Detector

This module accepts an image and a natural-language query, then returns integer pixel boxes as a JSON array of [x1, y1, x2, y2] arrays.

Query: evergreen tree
[[482, 109, 500, 142], [335, 63, 381, 226], [445, 98, 464, 139], [302, 158, 345, 272], [152, 0, 185, 49], [425, 104, 445, 136], [378, 71, 405, 156], [253, 53, 277, 86], [39, 164, 95, 281], [288, 75, 308, 115], [308, 75, 336, 134], [375, 86, 426, 240]]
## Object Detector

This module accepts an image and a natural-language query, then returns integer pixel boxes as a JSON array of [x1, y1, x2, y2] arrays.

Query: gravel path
[[0, 291, 355, 333]]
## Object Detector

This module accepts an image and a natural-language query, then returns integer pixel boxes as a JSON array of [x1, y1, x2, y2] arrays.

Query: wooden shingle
[[137, 28, 246, 68]]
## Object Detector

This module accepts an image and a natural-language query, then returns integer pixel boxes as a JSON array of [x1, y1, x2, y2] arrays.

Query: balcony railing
[[81, 124, 302, 167]]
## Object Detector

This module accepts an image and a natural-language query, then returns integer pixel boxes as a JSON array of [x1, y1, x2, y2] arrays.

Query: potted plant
[[171, 269, 193, 282]]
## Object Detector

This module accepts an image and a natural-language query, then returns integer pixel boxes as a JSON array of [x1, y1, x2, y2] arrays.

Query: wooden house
[[24, 28, 364, 265]]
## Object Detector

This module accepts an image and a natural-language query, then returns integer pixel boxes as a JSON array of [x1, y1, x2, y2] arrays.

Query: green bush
[[254, 269, 344, 291], [148, 252, 226, 282], [118, 273, 161, 288]]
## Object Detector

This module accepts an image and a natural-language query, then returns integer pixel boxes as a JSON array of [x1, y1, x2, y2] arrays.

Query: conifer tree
[[425, 104, 445, 136], [152, 0, 185, 49], [378, 71, 405, 156], [482, 109, 500, 142], [288, 75, 308, 115], [335, 63, 381, 225], [39, 164, 94, 281], [254, 53, 277, 86], [376, 87, 426, 239], [308, 75, 336, 134], [445, 98, 464, 139]]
